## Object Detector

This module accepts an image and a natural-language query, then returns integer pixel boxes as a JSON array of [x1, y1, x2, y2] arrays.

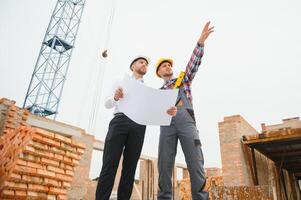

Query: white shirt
[[104, 74, 144, 114]]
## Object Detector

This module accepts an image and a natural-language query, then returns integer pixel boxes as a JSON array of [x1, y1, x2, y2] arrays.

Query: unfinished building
[[1, 97, 300, 199]]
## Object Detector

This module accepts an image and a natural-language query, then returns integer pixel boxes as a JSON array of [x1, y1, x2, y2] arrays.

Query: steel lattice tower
[[23, 0, 86, 118]]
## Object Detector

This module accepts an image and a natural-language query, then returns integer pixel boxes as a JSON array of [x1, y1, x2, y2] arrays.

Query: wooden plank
[[251, 147, 259, 185], [242, 142, 257, 185], [243, 128, 301, 145]]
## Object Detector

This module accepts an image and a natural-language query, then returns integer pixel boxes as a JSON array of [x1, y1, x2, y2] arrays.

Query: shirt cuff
[[196, 42, 204, 48]]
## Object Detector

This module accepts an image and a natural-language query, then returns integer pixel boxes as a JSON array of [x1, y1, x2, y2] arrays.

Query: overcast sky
[[1, 0, 300, 179]]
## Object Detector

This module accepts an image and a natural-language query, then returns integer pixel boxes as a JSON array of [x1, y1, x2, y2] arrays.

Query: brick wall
[[66, 133, 93, 200], [205, 168, 222, 177], [0, 126, 86, 199], [0, 98, 29, 136], [0, 98, 87, 200], [218, 114, 301, 199], [218, 115, 258, 186]]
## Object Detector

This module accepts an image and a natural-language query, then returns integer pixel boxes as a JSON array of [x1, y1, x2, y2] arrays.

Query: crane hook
[[102, 50, 108, 58]]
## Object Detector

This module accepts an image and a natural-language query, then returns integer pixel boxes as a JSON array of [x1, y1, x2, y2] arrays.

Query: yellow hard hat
[[155, 58, 173, 77]]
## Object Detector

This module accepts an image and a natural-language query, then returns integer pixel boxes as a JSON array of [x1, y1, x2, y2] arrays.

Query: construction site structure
[[4, 97, 300, 199], [23, 0, 86, 118]]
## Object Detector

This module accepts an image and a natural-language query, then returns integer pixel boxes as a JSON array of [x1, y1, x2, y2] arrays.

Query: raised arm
[[184, 21, 214, 82]]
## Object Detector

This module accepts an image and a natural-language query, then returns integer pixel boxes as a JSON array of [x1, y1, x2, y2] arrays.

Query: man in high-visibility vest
[[156, 21, 214, 200]]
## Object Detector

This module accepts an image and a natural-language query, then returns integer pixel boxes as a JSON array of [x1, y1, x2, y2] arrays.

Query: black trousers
[[95, 113, 146, 200]]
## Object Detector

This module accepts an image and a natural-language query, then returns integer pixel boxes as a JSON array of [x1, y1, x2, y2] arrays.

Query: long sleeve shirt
[[161, 43, 204, 104], [104, 74, 144, 114]]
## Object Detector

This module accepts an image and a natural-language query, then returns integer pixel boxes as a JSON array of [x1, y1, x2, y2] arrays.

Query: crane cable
[[101, 0, 117, 58], [77, 0, 117, 131], [88, 0, 117, 133]]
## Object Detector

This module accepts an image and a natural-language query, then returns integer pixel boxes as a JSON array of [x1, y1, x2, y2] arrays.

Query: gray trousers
[[157, 108, 208, 200]]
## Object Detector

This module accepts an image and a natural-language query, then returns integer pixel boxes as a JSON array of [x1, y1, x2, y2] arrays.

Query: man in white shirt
[[95, 56, 177, 200]]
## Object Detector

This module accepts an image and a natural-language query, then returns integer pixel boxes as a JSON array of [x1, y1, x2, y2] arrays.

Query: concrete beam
[[93, 139, 105, 151], [27, 115, 84, 137]]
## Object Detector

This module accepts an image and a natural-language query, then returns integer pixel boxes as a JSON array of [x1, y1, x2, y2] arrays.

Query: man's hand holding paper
[[118, 74, 178, 126]]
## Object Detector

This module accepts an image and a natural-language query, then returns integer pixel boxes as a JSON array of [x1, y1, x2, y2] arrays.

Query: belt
[[114, 112, 124, 116]]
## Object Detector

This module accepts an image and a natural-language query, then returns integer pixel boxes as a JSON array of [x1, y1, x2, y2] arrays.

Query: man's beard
[[162, 72, 173, 78], [136, 69, 147, 76]]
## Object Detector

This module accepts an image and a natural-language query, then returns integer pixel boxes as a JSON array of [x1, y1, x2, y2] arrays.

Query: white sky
[[1, 0, 301, 179]]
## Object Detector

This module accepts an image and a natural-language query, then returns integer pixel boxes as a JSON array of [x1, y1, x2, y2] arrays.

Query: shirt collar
[[164, 77, 176, 84], [161, 78, 176, 89], [131, 73, 144, 83]]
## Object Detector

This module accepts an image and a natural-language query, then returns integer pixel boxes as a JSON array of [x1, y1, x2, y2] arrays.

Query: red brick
[[49, 187, 67, 195], [54, 154, 64, 160], [14, 165, 37, 175], [2, 181, 14, 188], [55, 173, 73, 182], [29, 140, 49, 151], [60, 142, 76, 152], [71, 140, 86, 149], [44, 137, 61, 147], [47, 165, 65, 174], [23, 145, 35, 153], [5, 123, 16, 129], [44, 178, 61, 187], [27, 161, 44, 170], [3, 181, 28, 190], [27, 191, 38, 197], [33, 135, 61, 147], [65, 164, 73, 171], [60, 163, 74, 171], [57, 194, 67, 200], [6, 118, 15, 123], [16, 159, 27, 166], [77, 147, 85, 154], [47, 194, 57, 200], [21, 174, 33, 182], [9, 173, 22, 181], [62, 156, 73, 165], [65, 151, 80, 160], [54, 133, 72, 144], [72, 159, 79, 165], [40, 157, 60, 167], [19, 154, 41, 163], [22, 175, 44, 184], [36, 169, 56, 178], [32, 132, 44, 141], [15, 190, 27, 197], [49, 146, 66, 155], [28, 183, 49, 192], [35, 128, 55, 138], [62, 181, 71, 188], [65, 170, 74, 177], [35, 149, 54, 159], [1, 189, 15, 197], [59, 162, 73, 170]]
